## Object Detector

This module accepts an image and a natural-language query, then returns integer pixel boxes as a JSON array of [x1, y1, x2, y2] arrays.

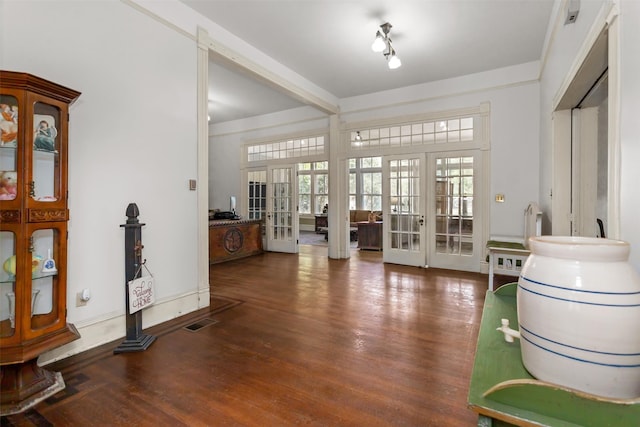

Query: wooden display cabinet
[[0, 71, 81, 415]]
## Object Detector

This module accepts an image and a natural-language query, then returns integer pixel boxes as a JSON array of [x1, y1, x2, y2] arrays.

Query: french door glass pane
[[388, 159, 421, 250], [434, 156, 474, 256], [247, 170, 267, 220], [271, 168, 292, 241]]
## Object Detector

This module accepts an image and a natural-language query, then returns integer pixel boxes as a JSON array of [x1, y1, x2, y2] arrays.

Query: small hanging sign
[[128, 262, 155, 314]]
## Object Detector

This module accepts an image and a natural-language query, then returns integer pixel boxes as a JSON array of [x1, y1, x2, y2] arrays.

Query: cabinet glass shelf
[[0, 271, 57, 284], [33, 148, 58, 154]]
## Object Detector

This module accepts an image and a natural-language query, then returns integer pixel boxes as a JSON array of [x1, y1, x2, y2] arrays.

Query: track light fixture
[[371, 22, 401, 69]]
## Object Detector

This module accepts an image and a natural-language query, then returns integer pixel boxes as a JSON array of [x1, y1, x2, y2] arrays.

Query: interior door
[[266, 165, 298, 253], [571, 71, 608, 237], [429, 152, 481, 271], [383, 154, 426, 267]]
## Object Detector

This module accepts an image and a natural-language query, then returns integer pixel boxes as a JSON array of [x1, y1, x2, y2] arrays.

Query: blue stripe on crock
[[519, 324, 640, 357], [521, 275, 640, 295], [520, 332, 640, 368], [519, 282, 640, 307]]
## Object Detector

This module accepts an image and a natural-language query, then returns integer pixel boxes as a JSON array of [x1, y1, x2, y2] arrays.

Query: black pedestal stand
[[114, 203, 156, 354]]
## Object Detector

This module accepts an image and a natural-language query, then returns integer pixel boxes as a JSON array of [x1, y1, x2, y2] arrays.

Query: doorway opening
[[552, 23, 618, 238]]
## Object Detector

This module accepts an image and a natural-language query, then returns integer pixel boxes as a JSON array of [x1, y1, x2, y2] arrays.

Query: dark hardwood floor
[[2, 245, 490, 426]]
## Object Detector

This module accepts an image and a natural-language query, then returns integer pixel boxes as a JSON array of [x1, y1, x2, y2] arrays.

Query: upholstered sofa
[[349, 210, 382, 228]]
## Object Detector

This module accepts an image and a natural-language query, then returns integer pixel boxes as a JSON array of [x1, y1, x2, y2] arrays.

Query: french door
[[266, 165, 298, 253], [382, 154, 427, 266], [428, 151, 482, 271], [364, 150, 482, 271]]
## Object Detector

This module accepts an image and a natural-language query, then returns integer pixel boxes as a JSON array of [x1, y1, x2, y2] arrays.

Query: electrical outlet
[[76, 291, 87, 307], [495, 194, 505, 203]]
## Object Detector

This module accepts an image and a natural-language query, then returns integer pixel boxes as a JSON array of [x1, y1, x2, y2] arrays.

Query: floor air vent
[[184, 318, 219, 332]]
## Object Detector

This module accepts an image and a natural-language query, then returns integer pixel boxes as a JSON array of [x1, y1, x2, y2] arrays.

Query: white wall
[[538, 0, 607, 229], [133, 0, 338, 110], [618, 0, 640, 268], [209, 106, 329, 212], [2, 1, 200, 361], [539, 0, 640, 269], [340, 62, 541, 239], [210, 62, 541, 239]]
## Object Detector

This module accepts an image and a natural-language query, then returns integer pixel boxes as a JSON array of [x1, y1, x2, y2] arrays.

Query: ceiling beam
[[203, 31, 339, 116]]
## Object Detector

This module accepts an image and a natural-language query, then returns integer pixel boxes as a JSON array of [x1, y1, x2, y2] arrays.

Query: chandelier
[[371, 22, 401, 69]]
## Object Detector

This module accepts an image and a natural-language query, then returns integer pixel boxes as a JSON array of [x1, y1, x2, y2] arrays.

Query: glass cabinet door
[[0, 230, 17, 338], [1, 93, 20, 205], [25, 223, 66, 337], [29, 100, 63, 204]]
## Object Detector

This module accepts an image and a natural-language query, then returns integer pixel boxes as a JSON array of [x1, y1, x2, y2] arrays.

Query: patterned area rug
[[299, 231, 357, 248], [299, 230, 327, 246]]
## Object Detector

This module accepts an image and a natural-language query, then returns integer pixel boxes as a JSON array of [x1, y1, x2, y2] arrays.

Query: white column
[[197, 27, 210, 307], [327, 114, 349, 259]]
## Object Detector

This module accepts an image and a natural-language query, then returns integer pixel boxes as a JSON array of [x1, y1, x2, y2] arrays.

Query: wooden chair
[[486, 202, 542, 290]]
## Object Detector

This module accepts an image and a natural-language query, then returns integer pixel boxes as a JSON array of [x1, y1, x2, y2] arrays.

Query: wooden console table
[[468, 283, 640, 426], [209, 219, 263, 264], [357, 221, 382, 250]]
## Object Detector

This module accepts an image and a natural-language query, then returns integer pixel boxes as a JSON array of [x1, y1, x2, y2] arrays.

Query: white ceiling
[[181, 0, 555, 123]]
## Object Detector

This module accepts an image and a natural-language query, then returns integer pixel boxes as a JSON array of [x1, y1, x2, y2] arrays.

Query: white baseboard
[[39, 290, 208, 365], [480, 261, 489, 274]]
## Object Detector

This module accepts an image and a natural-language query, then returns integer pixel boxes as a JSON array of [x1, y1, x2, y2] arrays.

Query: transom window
[[247, 136, 325, 162], [350, 117, 474, 148]]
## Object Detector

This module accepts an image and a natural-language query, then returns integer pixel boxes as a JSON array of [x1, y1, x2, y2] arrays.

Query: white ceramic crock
[[517, 236, 640, 399]]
